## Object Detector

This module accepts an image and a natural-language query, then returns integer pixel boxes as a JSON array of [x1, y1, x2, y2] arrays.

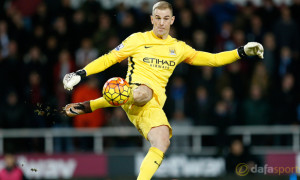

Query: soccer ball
[[102, 77, 131, 106]]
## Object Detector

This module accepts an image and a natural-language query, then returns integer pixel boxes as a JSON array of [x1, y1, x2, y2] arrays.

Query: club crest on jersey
[[169, 47, 176, 55], [115, 43, 124, 51]]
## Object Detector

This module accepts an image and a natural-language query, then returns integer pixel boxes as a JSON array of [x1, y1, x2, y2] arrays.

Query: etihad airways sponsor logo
[[143, 57, 175, 69]]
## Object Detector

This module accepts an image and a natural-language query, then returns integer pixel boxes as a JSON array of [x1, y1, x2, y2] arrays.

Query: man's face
[[151, 8, 175, 38]]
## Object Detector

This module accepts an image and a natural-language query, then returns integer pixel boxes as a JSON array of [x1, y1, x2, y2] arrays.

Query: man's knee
[[133, 85, 153, 106], [159, 137, 170, 149], [150, 136, 170, 152], [148, 126, 170, 152]]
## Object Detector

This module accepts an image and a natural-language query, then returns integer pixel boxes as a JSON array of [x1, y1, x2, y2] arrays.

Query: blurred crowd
[[0, 0, 300, 153]]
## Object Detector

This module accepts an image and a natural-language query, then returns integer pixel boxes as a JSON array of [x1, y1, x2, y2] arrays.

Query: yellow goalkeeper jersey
[[84, 31, 240, 107]]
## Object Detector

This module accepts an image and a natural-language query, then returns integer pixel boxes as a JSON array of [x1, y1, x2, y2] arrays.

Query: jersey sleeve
[[84, 33, 140, 76], [111, 33, 141, 60], [182, 42, 240, 67]]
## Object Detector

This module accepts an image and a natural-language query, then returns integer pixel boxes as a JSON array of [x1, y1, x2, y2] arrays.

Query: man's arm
[[62, 52, 120, 90], [83, 52, 120, 76], [63, 33, 141, 91], [184, 42, 264, 67], [186, 49, 240, 67]]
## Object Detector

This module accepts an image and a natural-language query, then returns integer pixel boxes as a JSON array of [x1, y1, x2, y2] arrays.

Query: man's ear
[[150, 15, 154, 25], [170, 16, 175, 25]]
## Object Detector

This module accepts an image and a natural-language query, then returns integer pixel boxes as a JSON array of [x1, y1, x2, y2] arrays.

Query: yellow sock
[[90, 89, 134, 111], [137, 147, 164, 180], [90, 97, 115, 111]]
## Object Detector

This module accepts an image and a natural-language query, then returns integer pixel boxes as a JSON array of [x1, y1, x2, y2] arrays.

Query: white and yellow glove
[[63, 69, 86, 91], [238, 42, 264, 59]]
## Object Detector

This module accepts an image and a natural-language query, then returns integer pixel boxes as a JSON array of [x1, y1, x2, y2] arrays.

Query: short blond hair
[[152, 1, 173, 15]]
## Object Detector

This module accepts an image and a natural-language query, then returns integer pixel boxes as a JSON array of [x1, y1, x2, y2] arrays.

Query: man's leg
[[137, 125, 170, 180], [65, 85, 153, 117], [132, 85, 153, 106]]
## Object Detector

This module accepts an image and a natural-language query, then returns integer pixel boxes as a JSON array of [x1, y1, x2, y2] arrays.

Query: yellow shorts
[[121, 86, 172, 140]]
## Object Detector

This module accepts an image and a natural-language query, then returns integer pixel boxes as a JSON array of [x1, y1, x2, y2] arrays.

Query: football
[[102, 77, 131, 106]]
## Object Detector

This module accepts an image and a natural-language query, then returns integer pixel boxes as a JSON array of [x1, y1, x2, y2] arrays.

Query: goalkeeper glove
[[238, 42, 264, 59], [63, 69, 86, 91]]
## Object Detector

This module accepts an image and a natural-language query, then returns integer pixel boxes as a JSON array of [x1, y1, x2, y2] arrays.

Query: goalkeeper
[[63, 1, 264, 180]]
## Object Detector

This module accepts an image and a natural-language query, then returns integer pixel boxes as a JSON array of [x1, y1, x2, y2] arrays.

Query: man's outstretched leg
[[64, 84, 153, 117], [137, 125, 170, 180], [64, 97, 113, 117]]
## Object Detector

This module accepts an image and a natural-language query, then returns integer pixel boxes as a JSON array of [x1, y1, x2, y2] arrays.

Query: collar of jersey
[[150, 30, 171, 41]]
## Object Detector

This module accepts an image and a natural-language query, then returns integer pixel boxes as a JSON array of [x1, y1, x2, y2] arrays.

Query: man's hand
[[63, 69, 87, 91], [244, 42, 264, 59], [63, 72, 81, 91]]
